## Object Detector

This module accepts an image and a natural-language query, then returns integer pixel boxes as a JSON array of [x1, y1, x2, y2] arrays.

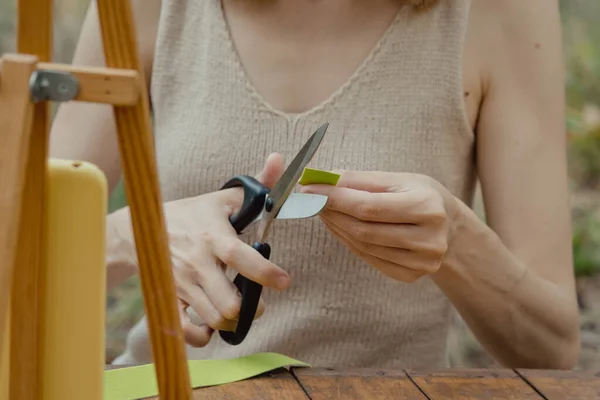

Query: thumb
[[255, 152, 285, 189], [213, 153, 285, 209]]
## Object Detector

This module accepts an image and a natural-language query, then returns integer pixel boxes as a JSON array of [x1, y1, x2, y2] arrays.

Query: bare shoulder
[[50, 0, 163, 191], [462, 0, 565, 144], [71, 0, 163, 80], [469, 0, 562, 37], [467, 0, 563, 95]]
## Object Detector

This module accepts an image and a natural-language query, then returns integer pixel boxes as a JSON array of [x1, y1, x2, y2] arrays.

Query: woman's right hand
[[108, 153, 291, 347]]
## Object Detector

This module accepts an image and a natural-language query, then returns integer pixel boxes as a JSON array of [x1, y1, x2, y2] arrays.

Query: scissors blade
[[250, 193, 328, 226], [257, 122, 329, 239], [275, 192, 328, 219]]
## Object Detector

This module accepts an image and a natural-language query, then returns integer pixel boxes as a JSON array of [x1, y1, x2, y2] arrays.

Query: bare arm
[[49, 0, 161, 192], [50, 0, 162, 289], [433, 0, 579, 368]]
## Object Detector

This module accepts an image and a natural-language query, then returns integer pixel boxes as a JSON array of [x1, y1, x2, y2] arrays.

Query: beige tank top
[[115, 0, 476, 369]]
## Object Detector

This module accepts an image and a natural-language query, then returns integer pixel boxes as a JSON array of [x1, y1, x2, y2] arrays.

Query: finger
[[321, 209, 446, 256], [182, 319, 213, 348], [337, 170, 420, 192], [216, 152, 285, 210], [208, 233, 291, 290], [302, 169, 397, 192], [255, 152, 285, 189], [322, 219, 426, 283], [303, 185, 443, 225], [189, 251, 247, 323], [321, 219, 442, 274], [197, 262, 266, 326], [176, 256, 266, 332], [172, 251, 237, 331], [180, 282, 238, 331], [178, 300, 214, 347], [306, 170, 412, 193]]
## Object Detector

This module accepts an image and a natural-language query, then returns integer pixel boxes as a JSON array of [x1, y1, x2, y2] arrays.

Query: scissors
[[217, 122, 330, 345]]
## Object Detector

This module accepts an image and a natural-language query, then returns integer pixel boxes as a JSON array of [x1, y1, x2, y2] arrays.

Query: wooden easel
[[0, 0, 192, 399]]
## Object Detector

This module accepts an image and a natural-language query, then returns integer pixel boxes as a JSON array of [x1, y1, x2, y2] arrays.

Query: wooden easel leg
[[96, 1, 192, 398], [0, 306, 10, 400], [0, 54, 39, 400], [0, 54, 38, 359], [8, 1, 53, 399], [10, 109, 48, 400]]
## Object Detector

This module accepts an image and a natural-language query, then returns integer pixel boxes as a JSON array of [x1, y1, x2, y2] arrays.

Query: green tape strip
[[298, 168, 340, 186], [104, 352, 310, 400]]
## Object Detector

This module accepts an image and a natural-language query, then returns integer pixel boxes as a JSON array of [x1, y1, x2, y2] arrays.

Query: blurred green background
[[1, 0, 600, 368]]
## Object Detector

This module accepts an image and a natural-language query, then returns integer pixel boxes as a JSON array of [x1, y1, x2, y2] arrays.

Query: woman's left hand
[[300, 171, 463, 283]]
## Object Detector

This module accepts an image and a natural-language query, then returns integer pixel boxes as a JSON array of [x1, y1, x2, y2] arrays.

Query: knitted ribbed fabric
[[114, 0, 476, 369]]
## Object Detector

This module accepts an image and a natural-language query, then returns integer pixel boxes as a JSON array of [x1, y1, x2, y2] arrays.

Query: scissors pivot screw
[[265, 197, 274, 212]]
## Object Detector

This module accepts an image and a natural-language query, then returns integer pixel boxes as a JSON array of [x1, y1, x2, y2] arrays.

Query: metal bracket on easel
[[29, 70, 79, 102]]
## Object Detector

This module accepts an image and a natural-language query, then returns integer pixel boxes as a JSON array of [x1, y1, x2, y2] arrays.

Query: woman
[[50, 0, 580, 369]]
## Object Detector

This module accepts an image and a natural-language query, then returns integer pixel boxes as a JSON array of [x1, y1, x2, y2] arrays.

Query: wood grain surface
[[0, 54, 37, 361], [36, 62, 141, 105], [294, 368, 427, 399], [184, 369, 310, 400], [9, 2, 53, 398], [104, 365, 600, 399], [95, 0, 192, 398], [518, 368, 600, 400], [407, 368, 543, 399]]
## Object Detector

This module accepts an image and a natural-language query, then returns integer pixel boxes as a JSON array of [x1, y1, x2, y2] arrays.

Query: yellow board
[[42, 159, 107, 400]]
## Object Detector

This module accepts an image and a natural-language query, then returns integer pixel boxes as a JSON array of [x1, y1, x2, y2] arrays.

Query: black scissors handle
[[217, 175, 270, 345]]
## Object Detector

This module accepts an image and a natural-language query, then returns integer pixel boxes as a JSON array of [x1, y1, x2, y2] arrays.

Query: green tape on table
[[104, 352, 310, 400], [298, 168, 340, 186]]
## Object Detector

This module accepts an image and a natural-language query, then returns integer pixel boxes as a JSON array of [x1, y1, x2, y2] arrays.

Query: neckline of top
[[213, 0, 410, 122]]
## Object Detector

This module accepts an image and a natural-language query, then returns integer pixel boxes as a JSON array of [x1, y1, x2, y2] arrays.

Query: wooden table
[[107, 365, 600, 399]]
